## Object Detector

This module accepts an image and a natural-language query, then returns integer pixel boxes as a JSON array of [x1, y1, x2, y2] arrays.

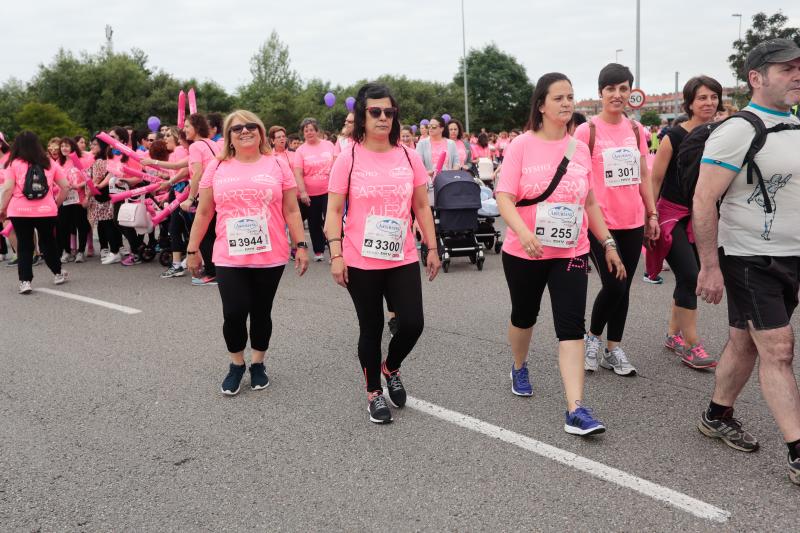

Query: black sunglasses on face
[[366, 107, 397, 119], [230, 123, 259, 134]]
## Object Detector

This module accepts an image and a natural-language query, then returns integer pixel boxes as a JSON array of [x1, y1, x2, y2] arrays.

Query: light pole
[[732, 13, 743, 101], [461, 0, 470, 133], [616, 48, 623, 62], [634, 0, 641, 120]]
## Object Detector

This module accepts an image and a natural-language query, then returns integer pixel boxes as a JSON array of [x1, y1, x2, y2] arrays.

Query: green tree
[[728, 11, 800, 84], [0, 78, 30, 138], [15, 102, 85, 143], [453, 43, 533, 132], [640, 109, 661, 127]]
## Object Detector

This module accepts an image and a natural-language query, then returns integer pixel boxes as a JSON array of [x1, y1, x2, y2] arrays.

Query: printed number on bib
[[226, 215, 271, 256], [62, 189, 80, 206], [361, 215, 406, 261], [534, 202, 583, 248], [602, 147, 640, 187]]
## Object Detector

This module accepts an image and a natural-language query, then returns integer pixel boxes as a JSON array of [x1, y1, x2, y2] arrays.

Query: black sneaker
[[788, 453, 800, 485], [698, 409, 759, 452], [367, 391, 393, 424], [382, 365, 406, 408], [388, 317, 398, 337], [220, 363, 246, 396], [249, 362, 270, 391]]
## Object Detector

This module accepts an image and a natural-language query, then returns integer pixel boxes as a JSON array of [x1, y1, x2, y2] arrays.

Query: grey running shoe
[[584, 334, 601, 372], [160, 265, 186, 278], [698, 409, 759, 452], [788, 454, 800, 485], [600, 346, 636, 376], [18, 281, 32, 294]]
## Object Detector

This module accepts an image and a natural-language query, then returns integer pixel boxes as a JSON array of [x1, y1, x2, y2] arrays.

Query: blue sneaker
[[510, 363, 533, 396], [564, 405, 606, 436]]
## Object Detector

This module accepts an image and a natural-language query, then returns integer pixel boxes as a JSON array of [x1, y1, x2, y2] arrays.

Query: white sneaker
[[600, 346, 637, 376], [60, 252, 70, 264], [54, 271, 69, 285], [18, 281, 32, 294], [314, 253, 325, 262], [74, 252, 85, 263], [100, 249, 110, 261], [584, 334, 601, 372], [102, 252, 122, 265], [0, 254, 5, 262], [180, 257, 188, 269]]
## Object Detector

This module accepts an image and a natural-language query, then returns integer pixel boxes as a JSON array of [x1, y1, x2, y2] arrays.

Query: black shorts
[[719, 248, 800, 330]]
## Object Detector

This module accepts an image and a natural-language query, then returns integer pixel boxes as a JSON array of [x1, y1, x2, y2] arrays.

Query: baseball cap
[[745, 38, 800, 73]]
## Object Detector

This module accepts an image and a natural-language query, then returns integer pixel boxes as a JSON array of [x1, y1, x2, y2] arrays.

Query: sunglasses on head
[[230, 123, 259, 134], [366, 107, 397, 119]]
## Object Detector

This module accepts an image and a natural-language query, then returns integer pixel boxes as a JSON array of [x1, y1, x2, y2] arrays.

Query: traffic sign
[[628, 89, 646, 109]]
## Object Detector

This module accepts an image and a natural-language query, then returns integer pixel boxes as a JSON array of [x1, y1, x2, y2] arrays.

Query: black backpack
[[22, 164, 50, 200], [675, 110, 799, 213]]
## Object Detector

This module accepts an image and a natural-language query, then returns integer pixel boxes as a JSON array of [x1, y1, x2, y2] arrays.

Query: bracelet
[[326, 238, 342, 244], [330, 254, 343, 261], [187, 250, 198, 255], [648, 214, 659, 220]]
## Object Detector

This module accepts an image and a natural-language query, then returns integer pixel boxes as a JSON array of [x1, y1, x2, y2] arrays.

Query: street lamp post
[[616, 48, 623, 62], [461, 0, 470, 133], [732, 13, 743, 101], [634, 0, 641, 120]]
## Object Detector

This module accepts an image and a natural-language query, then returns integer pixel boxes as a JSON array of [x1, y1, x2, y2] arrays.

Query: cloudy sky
[[4, 1, 797, 105]]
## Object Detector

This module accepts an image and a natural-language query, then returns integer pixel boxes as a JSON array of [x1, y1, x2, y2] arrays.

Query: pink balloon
[[1, 222, 13, 237], [178, 90, 186, 129], [188, 88, 197, 115]]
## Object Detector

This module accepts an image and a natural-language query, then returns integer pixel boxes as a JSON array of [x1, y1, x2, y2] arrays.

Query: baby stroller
[[476, 185, 503, 254], [421, 170, 485, 272]]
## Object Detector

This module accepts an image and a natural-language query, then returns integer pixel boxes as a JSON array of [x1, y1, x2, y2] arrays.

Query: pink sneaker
[[664, 334, 688, 355], [121, 254, 142, 266], [681, 342, 717, 369]]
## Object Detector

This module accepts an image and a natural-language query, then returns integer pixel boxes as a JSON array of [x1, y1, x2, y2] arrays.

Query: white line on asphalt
[[34, 288, 142, 315], [406, 396, 730, 523]]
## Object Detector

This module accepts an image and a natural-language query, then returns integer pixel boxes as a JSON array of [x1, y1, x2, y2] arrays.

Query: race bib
[[226, 215, 271, 256], [361, 215, 406, 261], [62, 189, 80, 206], [534, 202, 583, 248], [602, 147, 640, 187]]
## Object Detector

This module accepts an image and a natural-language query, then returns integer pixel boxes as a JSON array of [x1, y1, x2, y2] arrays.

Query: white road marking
[[34, 288, 142, 315], [406, 396, 730, 523]]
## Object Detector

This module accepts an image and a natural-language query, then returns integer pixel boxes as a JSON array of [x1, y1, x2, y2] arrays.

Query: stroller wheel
[[477, 257, 485, 271], [140, 247, 156, 262], [484, 237, 495, 251], [469, 253, 477, 265], [442, 260, 450, 273], [494, 240, 503, 254], [158, 250, 172, 267]]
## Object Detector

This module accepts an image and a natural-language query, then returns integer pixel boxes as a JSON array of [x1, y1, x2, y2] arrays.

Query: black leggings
[[502, 252, 589, 341], [346, 262, 424, 392], [58, 204, 90, 254], [300, 194, 328, 254], [112, 203, 143, 256], [216, 265, 285, 353], [665, 218, 700, 310], [97, 219, 122, 254], [9, 216, 61, 282], [588, 226, 644, 342], [200, 214, 216, 277], [169, 209, 191, 253]]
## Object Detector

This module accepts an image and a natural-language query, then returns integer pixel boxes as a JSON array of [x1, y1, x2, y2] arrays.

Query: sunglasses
[[366, 107, 397, 119], [230, 123, 259, 134]]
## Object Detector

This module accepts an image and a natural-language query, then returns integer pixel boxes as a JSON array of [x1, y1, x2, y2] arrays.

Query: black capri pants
[[665, 218, 699, 310], [346, 261, 424, 392], [216, 265, 285, 353], [502, 252, 589, 341]]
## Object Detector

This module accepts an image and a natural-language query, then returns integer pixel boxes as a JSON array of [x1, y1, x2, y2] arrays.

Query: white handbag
[[117, 201, 153, 235]]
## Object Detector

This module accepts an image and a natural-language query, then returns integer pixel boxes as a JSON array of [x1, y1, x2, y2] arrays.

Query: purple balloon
[[345, 96, 356, 112], [411, 125, 418, 134], [420, 119, 430, 126], [324, 92, 336, 108], [442, 114, 451, 124], [147, 116, 161, 132]]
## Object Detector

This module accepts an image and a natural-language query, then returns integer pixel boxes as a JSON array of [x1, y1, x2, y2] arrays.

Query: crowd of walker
[[2, 39, 800, 486]]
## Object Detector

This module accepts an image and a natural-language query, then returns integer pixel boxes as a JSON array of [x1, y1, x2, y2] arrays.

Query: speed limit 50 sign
[[628, 89, 646, 109]]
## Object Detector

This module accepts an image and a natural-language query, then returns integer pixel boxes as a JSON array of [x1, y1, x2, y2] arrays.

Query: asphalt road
[[1, 229, 799, 532]]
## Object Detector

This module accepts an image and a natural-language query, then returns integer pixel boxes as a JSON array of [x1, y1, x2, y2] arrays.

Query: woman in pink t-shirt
[[186, 110, 309, 396], [56, 137, 91, 263], [325, 83, 440, 424], [573, 63, 660, 376], [0, 131, 71, 293], [399, 125, 416, 150], [496, 73, 624, 437], [446, 118, 472, 170], [0, 133, 11, 261], [294, 118, 336, 261]]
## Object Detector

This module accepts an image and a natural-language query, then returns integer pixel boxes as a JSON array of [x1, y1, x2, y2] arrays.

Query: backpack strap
[[344, 142, 357, 216], [201, 139, 219, 156], [588, 118, 641, 156], [516, 138, 578, 207]]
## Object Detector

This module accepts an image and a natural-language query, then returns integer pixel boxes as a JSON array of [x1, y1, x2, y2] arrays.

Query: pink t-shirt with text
[[496, 132, 593, 260], [5, 160, 64, 218], [328, 144, 428, 270], [199, 155, 296, 268], [429, 139, 448, 170], [296, 139, 335, 197], [573, 117, 648, 229], [60, 157, 87, 203]]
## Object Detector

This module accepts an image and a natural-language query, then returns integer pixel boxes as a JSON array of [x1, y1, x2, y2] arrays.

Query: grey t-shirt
[[701, 103, 800, 256]]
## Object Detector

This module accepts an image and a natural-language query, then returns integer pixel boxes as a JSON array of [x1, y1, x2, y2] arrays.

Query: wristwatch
[[296, 241, 309, 249]]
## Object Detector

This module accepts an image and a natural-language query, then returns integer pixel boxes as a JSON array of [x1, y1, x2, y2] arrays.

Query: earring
[[229, 144, 234, 150]]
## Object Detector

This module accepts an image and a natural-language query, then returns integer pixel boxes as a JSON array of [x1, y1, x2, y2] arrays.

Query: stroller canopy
[[433, 170, 482, 210]]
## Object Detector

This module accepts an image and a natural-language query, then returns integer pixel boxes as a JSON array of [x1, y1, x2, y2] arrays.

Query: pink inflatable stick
[[154, 192, 170, 203], [85, 177, 101, 197], [68, 152, 84, 170], [97, 132, 144, 163], [110, 182, 162, 204], [188, 87, 197, 115], [151, 189, 191, 225], [145, 198, 158, 218], [177, 90, 186, 129], [435, 150, 447, 174], [1, 223, 13, 238]]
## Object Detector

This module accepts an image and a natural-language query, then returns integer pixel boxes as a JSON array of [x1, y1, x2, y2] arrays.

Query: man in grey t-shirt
[[694, 38, 800, 485]]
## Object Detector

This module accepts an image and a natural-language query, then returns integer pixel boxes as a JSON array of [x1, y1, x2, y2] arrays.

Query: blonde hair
[[219, 109, 271, 160]]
